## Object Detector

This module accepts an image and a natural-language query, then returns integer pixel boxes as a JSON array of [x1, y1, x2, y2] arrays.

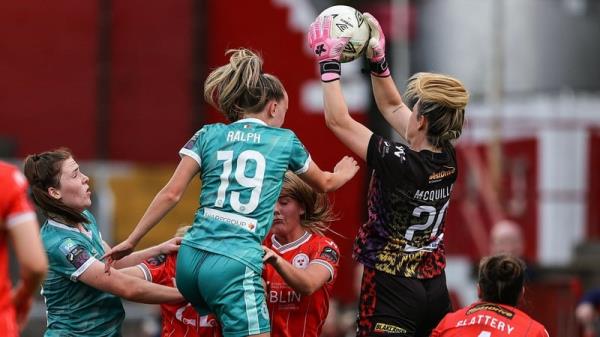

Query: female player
[[23, 148, 183, 336], [103, 49, 359, 337], [308, 14, 469, 337], [0, 161, 47, 335], [262, 172, 340, 337], [431, 254, 549, 336]]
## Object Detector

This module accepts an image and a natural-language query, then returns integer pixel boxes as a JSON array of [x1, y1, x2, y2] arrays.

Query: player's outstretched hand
[[363, 13, 390, 77], [101, 239, 135, 273], [262, 246, 279, 265], [307, 15, 354, 82], [334, 156, 359, 182], [159, 236, 182, 255]]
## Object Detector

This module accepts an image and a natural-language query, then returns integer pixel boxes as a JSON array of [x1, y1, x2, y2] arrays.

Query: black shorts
[[357, 266, 452, 337]]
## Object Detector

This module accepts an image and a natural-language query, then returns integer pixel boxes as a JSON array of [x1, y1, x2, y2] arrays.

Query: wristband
[[369, 56, 390, 77], [319, 60, 341, 82]]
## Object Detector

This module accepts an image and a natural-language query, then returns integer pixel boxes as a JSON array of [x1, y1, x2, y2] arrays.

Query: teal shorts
[[176, 245, 270, 337]]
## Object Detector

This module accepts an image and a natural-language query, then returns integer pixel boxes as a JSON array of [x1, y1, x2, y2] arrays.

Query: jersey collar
[[47, 219, 93, 239], [271, 231, 311, 254], [233, 118, 267, 126]]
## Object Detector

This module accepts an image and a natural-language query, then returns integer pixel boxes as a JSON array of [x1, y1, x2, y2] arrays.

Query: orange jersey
[[0, 162, 36, 336], [139, 253, 222, 337], [263, 232, 340, 337], [431, 302, 549, 337]]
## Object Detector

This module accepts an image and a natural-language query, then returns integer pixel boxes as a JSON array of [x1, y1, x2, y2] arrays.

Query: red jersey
[[263, 232, 340, 337], [431, 302, 549, 337], [0, 162, 36, 336], [139, 253, 222, 337]]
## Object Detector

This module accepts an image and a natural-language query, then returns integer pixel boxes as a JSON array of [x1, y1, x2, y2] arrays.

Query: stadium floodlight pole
[[392, 0, 411, 87], [390, 0, 411, 144], [486, 0, 506, 209]]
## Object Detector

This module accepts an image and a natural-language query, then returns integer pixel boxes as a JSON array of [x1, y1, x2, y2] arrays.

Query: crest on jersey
[[292, 253, 310, 269]]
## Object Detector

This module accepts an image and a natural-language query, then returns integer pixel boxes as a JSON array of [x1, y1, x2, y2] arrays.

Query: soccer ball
[[317, 5, 370, 63]]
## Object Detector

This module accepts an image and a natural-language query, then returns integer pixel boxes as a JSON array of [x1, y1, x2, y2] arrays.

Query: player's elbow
[[21, 256, 48, 283], [324, 114, 344, 133], [161, 188, 183, 205], [296, 279, 322, 296], [298, 287, 316, 296], [119, 282, 146, 301]]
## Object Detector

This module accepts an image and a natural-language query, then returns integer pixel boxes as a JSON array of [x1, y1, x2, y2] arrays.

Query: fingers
[[363, 12, 380, 30], [104, 257, 112, 275], [322, 15, 332, 38]]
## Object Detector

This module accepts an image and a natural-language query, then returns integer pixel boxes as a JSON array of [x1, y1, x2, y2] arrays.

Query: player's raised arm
[[298, 156, 359, 193], [363, 13, 412, 139], [307, 15, 373, 161], [102, 156, 198, 267]]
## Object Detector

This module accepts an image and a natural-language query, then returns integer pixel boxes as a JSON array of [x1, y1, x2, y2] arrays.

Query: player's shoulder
[[511, 306, 548, 334], [309, 234, 338, 249], [41, 223, 87, 258], [0, 161, 27, 189], [0, 161, 18, 174]]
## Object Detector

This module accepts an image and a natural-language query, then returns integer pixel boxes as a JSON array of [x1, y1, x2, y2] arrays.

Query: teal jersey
[[40, 210, 124, 337], [179, 118, 310, 273]]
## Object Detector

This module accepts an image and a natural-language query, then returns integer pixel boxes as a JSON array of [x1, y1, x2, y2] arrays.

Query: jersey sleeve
[[1, 168, 36, 230], [366, 134, 415, 182], [287, 132, 311, 174], [179, 126, 208, 167], [49, 237, 97, 282], [430, 314, 452, 337], [310, 238, 340, 283], [138, 254, 170, 285]]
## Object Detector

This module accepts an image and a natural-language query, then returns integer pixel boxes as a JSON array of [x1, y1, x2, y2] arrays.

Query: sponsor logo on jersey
[[374, 322, 406, 334], [292, 253, 310, 269], [319, 246, 339, 263], [58, 238, 78, 255], [393, 146, 406, 161], [428, 166, 456, 183], [204, 207, 258, 233], [467, 303, 515, 319]]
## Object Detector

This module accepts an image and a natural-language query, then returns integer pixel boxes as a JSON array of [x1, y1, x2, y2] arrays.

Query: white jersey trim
[[71, 256, 97, 282], [137, 264, 152, 282], [179, 148, 201, 167], [6, 211, 36, 229], [233, 118, 267, 126], [47, 219, 80, 232], [310, 259, 335, 282], [293, 155, 311, 175], [271, 231, 311, 254]]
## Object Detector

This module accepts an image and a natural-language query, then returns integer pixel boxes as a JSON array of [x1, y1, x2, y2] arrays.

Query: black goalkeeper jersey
[[354, 134, 458, 279]]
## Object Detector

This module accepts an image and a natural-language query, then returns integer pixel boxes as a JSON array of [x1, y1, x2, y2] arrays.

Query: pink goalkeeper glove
[[307, 15, 350, 82], [363, 13, 390, 77]]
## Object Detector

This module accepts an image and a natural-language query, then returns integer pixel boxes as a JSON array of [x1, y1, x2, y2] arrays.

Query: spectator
[[575, 288, 600, 337]]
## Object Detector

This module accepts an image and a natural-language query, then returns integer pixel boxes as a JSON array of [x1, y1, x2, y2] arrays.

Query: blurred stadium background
[[2, 0, 600, 336]]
